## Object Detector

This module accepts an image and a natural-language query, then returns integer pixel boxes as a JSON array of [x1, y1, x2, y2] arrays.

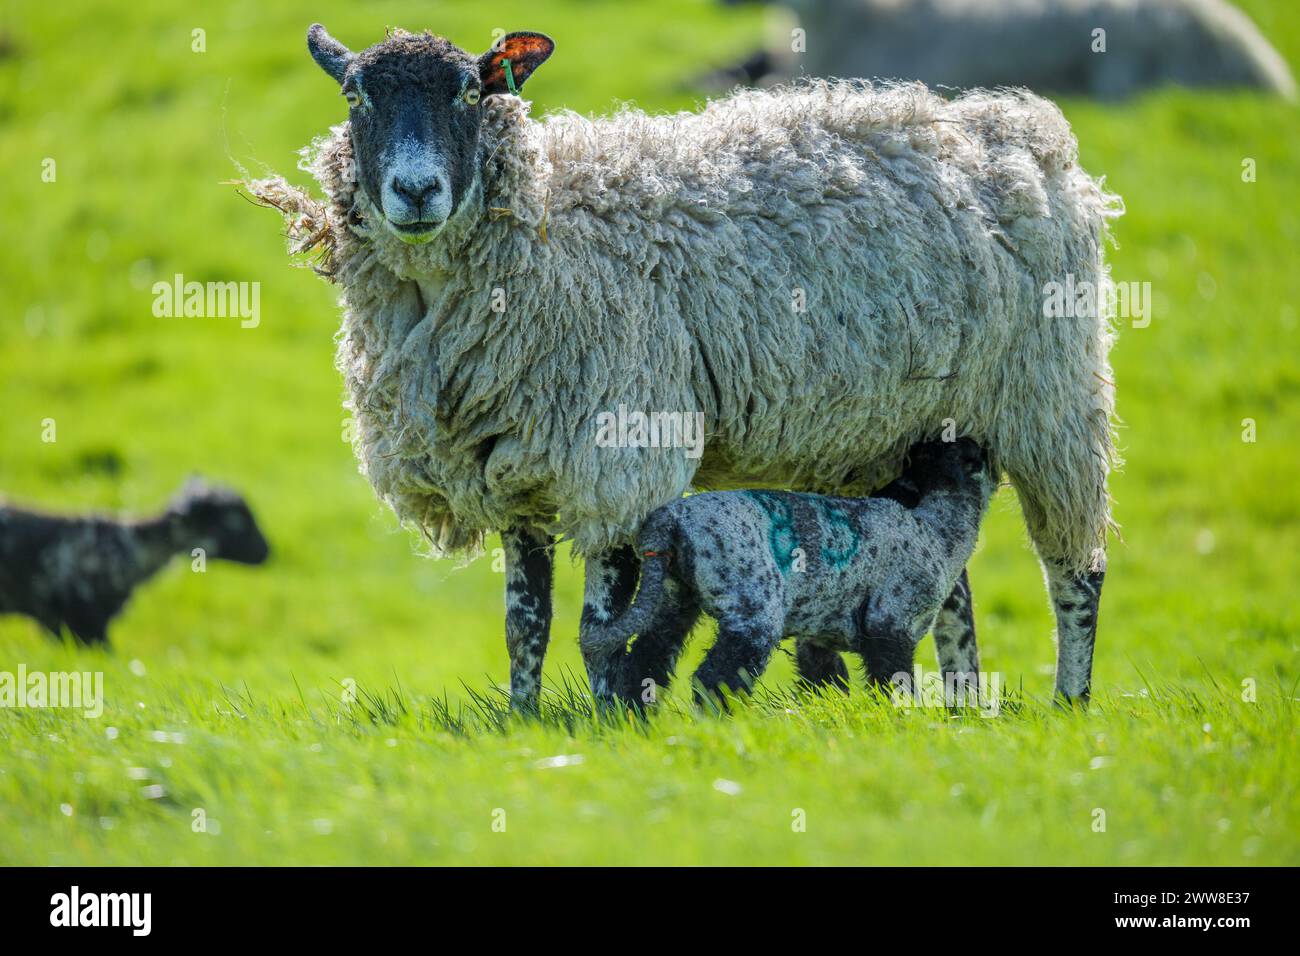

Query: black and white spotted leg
[[931, 567, 979, 704], [502, 526, 554, 713], [1044, 560, 1105, 705], [794, 642, 850, 692], [621, 577, 701, 705], [580, 544, 640, 701], [692, 615, 783, 709]]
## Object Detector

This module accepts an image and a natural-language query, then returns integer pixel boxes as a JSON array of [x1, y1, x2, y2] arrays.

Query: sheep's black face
[[170, 483, 271, 566], [307, 25, 554, 245], [904, 438, 993, 494], [342, 35, 481, 242]]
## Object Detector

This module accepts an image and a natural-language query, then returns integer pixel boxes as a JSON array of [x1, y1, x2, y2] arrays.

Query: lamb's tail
[[580, 548, 671, 657]]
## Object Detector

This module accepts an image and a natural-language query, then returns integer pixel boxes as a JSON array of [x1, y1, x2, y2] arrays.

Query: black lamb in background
[[0, 479, 270, 645]]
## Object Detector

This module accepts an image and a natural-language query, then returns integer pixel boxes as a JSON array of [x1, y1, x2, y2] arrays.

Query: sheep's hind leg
[[853, 616, 921, 702], [580, 545, 640, 702], [858, 636, 917, 694], [502, 526, 555, 714], [1044, 560, 1105, 705], [691, 614, 783, 711], [931, 568, 980, 707], [1003, 384, 1113, 705], [794, 642, 850, 692]]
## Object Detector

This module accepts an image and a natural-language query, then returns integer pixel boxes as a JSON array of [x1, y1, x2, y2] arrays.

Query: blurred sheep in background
[[705, 0, 1296, 99], [0, 479, 269, 645]]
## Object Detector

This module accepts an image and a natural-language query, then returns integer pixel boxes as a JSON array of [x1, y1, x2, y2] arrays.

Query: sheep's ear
[[479, 32, 554, 96], [168, 477, 201, 516], [173, 474, 208, 504], [308, 23, 353, 85]]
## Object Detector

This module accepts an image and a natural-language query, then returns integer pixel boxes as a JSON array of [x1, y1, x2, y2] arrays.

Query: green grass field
[[1, 0, 1297, 865]]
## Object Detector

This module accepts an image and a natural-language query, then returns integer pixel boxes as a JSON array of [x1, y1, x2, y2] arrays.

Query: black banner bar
[[0, 867, 1287, 941]]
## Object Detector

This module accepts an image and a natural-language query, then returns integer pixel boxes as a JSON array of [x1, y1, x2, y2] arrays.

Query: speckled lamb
[[0, 480, 269, 645], [250, 25, 1121, 708], [581, 439, 995, 701]]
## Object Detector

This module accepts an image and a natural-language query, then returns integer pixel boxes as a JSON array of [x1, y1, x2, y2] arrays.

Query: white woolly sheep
[[712, 0, 1296, 99], [251, 25, 1121, 709]]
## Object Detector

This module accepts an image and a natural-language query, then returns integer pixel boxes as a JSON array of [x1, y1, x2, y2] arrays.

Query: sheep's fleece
[[252, 79, 1121, 572]]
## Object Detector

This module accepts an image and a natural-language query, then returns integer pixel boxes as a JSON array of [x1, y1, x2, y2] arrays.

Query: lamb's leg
[[621, 577, 701, 705], [931, 568, 979, 705], [580, 545, 640, 701], [64, 604, 110, 647], [502, 526, 554, 713], [73, 625, 109, 646], [794, 642, 850, 692], [857, 630, 918, 693], [692, 614, 783, 709], [1044, 561, 1105, 705]]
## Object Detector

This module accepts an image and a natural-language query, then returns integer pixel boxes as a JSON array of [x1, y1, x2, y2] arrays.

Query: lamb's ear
[[479, 32, 554, 96], [308, 23, 353, 85], [168, 476, 204, 516]]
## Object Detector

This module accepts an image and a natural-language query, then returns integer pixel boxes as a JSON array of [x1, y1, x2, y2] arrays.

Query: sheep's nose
[[391, 174, 442, 207]]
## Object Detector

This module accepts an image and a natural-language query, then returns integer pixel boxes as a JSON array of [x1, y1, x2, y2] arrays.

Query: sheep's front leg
[[623, 578, 701, 704], [64, 603, 111, 646], [580, 545, 640, 701], [502, 526, 554, 713]]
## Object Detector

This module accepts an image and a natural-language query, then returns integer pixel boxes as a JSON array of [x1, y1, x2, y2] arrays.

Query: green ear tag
[[502, 57, 519, 94]]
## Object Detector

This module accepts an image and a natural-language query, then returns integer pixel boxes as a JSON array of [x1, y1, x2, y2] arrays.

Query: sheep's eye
[[344, 90, 362, 109], [462, 86, 481, 106]]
